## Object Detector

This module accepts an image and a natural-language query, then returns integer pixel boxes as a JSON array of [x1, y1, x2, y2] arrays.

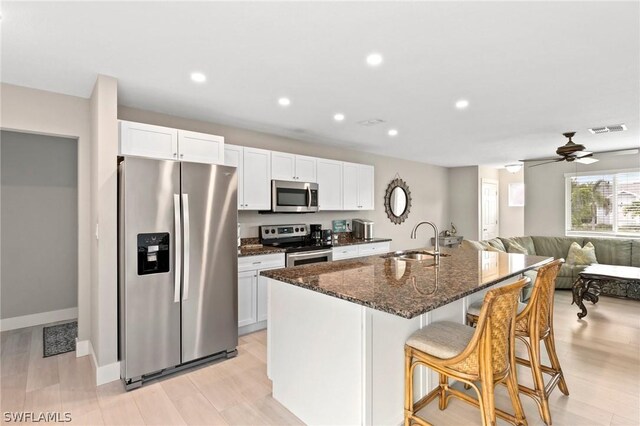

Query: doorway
[[1, 130, 78, 330], [481, 178, 499, 240]]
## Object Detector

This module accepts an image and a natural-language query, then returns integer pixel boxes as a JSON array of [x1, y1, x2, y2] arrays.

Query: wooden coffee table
[[572, 264, 640, 319]]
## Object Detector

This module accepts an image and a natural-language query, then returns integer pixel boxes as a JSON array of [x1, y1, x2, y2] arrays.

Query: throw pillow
[[567, 242, 598, 265], [506, 240, 529, 254]]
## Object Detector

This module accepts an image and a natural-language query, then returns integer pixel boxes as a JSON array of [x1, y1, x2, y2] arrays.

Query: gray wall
[[524, 152, 640, 236], [1, 130, 78, 319], [448, 166, 479, 240], [499, 168, 524, 237], [118, 106, 450, 251]]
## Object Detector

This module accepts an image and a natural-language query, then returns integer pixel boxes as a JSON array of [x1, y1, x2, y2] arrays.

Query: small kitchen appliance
[[352, 219, 374, 240], [310, 224, 322, 244], [270, 180, 319, 213]]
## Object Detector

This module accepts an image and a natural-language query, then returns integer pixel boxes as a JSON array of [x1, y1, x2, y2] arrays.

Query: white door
[[243, 147, 271, 210], [238, 270, 257, 327], [177, 130, 224, 164], [317, 159, 343, 210], [295, 155, 317, 182], [271, 151, 296, 181], [119, 121, 178, 160], [343, 162, 359, 210], [357, 164, 375, 210], [224, 144, 244, 209], [481, 179, 499, 240]]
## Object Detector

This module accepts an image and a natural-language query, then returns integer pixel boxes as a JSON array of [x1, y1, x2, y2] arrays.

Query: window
[[565, 169, 640, 236]]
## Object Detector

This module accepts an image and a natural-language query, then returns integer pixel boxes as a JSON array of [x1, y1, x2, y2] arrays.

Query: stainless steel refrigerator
[[118, 157, 238, 389]]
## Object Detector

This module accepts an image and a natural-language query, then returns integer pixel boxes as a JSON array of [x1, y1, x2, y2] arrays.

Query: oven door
[[286, 249, 333, 267], [272, 180, 319, 213]]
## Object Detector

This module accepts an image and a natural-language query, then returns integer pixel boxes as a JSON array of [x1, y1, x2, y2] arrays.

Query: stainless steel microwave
[[271, 180, 319, 213]]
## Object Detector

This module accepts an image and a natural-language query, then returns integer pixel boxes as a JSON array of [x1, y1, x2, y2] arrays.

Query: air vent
[[588, 124, 627, 134], [357, 118, 385, 127]]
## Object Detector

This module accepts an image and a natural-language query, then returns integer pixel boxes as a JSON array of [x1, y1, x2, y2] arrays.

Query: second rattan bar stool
[[466, 259, 569, 425], [404, 279, 528, 426]]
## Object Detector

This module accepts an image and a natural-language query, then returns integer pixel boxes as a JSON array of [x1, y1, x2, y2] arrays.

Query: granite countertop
[[237, 236, 391, 257], [238, 246, 286, 257], [260, 248, 551, 319], [331, 236, 392, 247], [238, 237, 285, 257]]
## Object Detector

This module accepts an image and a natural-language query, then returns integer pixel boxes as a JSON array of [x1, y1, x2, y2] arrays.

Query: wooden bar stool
[[404, 279, 528, 426], [466, 259, 569, 425]]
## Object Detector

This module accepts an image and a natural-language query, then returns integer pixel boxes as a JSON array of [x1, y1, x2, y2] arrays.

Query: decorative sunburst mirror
[[384, 177, 412, 224]]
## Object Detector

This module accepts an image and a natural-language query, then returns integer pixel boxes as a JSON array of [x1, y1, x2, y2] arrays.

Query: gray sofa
[[466, 236, 640, 299]]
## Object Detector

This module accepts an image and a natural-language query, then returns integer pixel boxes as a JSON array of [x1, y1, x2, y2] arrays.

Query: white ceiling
[[2, 1, 638, 167]]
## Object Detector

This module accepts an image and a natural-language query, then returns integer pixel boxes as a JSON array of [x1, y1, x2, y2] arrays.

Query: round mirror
[[390, 187, 407, 217], [384, 178, 412, 224]]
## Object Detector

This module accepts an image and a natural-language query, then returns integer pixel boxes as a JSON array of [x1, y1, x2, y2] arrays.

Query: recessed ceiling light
[[366, 53, 383, 67], [388, 129, 398, 137], [455, 99, 469, 110], [333, 113, 345, 122], [190, 72, 206, 83], [278, 97, 291, 107]]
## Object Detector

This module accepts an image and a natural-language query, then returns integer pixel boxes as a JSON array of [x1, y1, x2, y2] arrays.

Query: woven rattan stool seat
[[406, 321, 475, 359]]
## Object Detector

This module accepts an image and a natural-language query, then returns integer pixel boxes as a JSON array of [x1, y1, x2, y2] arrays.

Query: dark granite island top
[[260, 248, 552, 319]]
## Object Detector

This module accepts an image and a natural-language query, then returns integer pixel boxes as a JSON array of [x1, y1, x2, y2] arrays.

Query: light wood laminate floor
[[1, 291, 638, 425]]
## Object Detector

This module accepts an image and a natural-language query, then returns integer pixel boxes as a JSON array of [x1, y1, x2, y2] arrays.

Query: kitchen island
[[261, 248, 551, 426]]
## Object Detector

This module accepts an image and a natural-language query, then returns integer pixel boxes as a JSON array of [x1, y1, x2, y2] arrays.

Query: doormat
[[43, 321, 77, 357]]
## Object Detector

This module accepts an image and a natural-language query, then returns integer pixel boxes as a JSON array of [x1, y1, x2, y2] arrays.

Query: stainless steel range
[[260, 224, 333, 267]]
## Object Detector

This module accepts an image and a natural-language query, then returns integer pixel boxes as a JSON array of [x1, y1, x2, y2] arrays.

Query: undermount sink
[[381, 250, 450, 261]]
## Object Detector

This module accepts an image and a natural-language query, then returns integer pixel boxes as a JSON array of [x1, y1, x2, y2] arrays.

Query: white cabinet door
[[271, 151, 296, 181], [343, 162, 359, 210], [317, 159, 343, 210], [238, 270, 257, 327], [357, 164, 375, 210], [358, 242, 390, 256], [177, 130, 224, 164], [243, 147, 271, 210], [224, 144, 244, 210], [119, 121, 178, 160], [295, 155, 317, 182], [332, 245, 359, 260]]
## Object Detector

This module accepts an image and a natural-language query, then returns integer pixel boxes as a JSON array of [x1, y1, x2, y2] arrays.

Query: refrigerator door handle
[[173, 194, 181, 303], [182, 193, 191, 301]]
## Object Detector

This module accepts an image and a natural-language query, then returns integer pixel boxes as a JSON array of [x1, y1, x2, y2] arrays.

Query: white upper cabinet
[[271, 152, 317, 182], [177, 130, 224, 164], [343, 162, 359, 210], [343, 162, 374, 210], [271, 152, 296, 181], [224, 144, 244, 210], [243, 147, 272, 210], [119, 121, 224, 164], [316, 158, 343, 210], [119, 121, 178, 161], [357, 164, 375, 210], [294, 155, 317, 182]]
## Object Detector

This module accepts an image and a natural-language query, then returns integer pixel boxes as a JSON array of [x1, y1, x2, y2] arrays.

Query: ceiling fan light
[[505, 164, 523, 173], [575, 157, 599, 165]]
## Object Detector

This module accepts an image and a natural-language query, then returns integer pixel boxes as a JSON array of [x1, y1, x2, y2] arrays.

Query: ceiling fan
[[523, 132, 598, 168]]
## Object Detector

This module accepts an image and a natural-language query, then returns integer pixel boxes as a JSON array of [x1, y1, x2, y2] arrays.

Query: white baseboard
[[87, 340, 120, 385], [75, 339, 90, 357], [0, 307, 78, 331]]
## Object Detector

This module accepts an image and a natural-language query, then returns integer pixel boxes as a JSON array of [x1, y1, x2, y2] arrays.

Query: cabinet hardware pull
[[253, 261, 262, 265]]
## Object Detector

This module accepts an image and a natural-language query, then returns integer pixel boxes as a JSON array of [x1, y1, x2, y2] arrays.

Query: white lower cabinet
[[238, 253, 285, 335], [332, 241, 390, 260]]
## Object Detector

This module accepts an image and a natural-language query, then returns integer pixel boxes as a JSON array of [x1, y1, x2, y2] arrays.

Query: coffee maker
[[310, 224, 322, 244]]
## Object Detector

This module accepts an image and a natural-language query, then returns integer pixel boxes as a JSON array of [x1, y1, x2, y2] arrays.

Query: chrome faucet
[[410, 221, 440, 255]]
